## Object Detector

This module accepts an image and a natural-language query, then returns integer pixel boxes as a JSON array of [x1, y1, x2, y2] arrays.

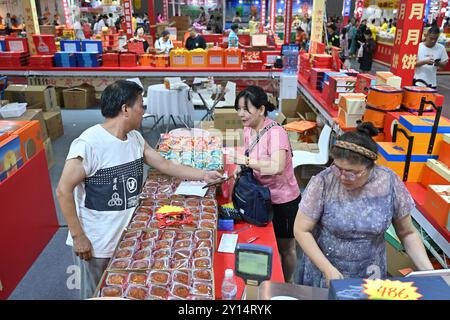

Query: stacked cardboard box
[[337, 93, 366, 128], [63, 84, 97, 109]]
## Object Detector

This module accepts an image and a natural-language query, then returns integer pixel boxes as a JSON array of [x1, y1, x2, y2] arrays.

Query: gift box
[[338, 93, 366, 115], [383, 111, 410, 142], [243, 60, 263, 70], [5, 37, 28, 53], [424, 185, 450, 231], [0, 134, 23, 182], [81, 40, 103, 53], [188, 48, 207, 67], [402, 86, 437, 111], [438, 133, 450, 168], [420, 159, 450, 187], [32, 35, 57, 54], [261, 50, 280, 65], [119, 53, 137, 67], [54, 52, 77, 67], [170, 48, 189, 67], [355, 73, 376, 94], [102, 53, 120, 67], [367, 86, 403, 111], [0, 51, 30, 67], [207, 46, 224, 67], [29, 55, 54, 67], [60, 40, 81, 52], [396, 114, 450, 155], [152, 54, 169, 67], [76, 52, 102, 67], [329, 276, 450, 300], [224, 47, 242, 68], [376, 71, 402, 88], [377, 142, 438, 182], [138, 54, 152, 66], [338, 108, 363, 128]]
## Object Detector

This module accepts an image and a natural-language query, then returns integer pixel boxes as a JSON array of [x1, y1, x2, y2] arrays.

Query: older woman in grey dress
[[294, 122, 433, 288]]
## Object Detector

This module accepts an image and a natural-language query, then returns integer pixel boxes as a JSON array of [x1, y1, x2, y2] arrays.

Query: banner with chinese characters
[[62, 0, 71, 27], [283, 0, 293, 44], [390, 0, 426, 86], [355, 0, 364, 21], [123, 0, 134, 39], [309, 0, 325, 46], [270, 0, 276, 31], [260, 0, 266, 32], [22, 0, 40, 55]]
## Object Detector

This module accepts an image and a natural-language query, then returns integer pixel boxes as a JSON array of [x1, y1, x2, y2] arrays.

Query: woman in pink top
[[231, 86, 301, 283]]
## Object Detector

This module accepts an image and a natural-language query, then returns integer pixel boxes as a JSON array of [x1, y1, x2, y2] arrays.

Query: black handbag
[[232, 122, 279, 227]]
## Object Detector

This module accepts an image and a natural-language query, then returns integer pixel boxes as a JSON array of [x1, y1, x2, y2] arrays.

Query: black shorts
[[272, 194, 301, 239]]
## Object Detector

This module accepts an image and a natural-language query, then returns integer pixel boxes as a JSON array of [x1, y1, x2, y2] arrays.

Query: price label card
[[63, 43, 77, 52], [192, 56, 205, 65], [363, 279, 423, 300], [174, 56, 185, 65], [85, 43, 99, 53], [209, 56, 222, 65], [227, 56, 239, 65], [9, 41, 24, 52], [267, 56, 277, 64]]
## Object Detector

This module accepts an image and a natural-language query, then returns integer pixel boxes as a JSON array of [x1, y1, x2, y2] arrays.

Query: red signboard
[[283, 0, 293, 44], [123, 0, 134, 39], [389, 0, 426, 86]]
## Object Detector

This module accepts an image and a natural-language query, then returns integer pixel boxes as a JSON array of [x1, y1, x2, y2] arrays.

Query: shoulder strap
[[245, 121, 279, 156]]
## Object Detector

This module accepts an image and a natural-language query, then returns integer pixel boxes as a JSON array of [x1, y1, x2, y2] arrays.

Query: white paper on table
[[218, 234, 239, 253], [174, 181, 208, 197]]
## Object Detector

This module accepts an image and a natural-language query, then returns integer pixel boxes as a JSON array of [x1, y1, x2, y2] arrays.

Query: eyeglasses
[[330, 163, 367, 182]]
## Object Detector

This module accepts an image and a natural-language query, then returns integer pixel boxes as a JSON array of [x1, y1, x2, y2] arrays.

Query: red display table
[[0, 150, 59, 299]]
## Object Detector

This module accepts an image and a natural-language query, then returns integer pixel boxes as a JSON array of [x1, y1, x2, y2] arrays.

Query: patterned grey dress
[[297, 165, 415, 288]]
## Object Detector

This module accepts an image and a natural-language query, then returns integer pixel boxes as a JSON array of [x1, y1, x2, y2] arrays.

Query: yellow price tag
[[363, 279, 423, 300]]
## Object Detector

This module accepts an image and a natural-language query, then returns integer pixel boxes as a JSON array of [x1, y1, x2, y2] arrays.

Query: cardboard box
[[43, 138, 54, 169], [4, 85, 27, 103], [24, 85, 59, 112], [63, 84, 97, 109], [281, 96, 317, 120], [385, 241, 415, 277], [213, 108, 242, 131], [424, 185, 450, 230], [55, 87, 67, 108], [43, 111, 63, 141], [170, 16, 190, 31], [0, 108, 49, 140]]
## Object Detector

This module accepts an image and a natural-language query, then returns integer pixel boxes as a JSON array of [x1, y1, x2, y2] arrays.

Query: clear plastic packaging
[[201, 206, 217, 214], [200, 213, 216, 220], [173, 239, 192, 249], [125, 285, 148, 300], [119, 239, 138, 249], [152, 248, 171, 260], [148, 270, 171, 286], [131, 259, 151, 270], [187, 207, 201, 214], [109, 258, 131, 270], [175, 231, 193, 241], [133, 249, 152, 261], [106, 272, 128, 286], [148, 285, 170, 300], [101, 286, 123, 297], [128, 272, 148, 286], [196, 239, 212, 249], [192, 269, 212, 282], [148, 221, 160, 229], [159, 230, 176, 240], [170, 200, 185, 207], [132, 215, 150, 223], [140, 239, 155, 250], [193, 248, 211, 259], [185, 199, 201, 207], [193, 281, 213, 296], [152, 258, 170, 270], [172, 270, 190, 286], [135, 206, 153, 214], [172, 249, 191, 260], [170, 258, 190, 269], [201, 200, 216, 207], [128, 221, 148, 230], [123, 230, 141, 240], [141, 230, 158, 241], [193, 257, 211, 269], [115, 248, 134, 259], [141, 199, 157, 207], [170, 283, 192, 300], [154, 239, 173, 250], [199, 220, 215, 229], [195, 230, 212, 240]]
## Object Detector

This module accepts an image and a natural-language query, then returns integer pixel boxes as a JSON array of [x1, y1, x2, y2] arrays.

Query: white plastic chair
[[292, 124, 332, 169]]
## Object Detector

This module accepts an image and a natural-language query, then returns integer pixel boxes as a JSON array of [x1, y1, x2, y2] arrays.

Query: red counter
[[0, 150, 59, 299]]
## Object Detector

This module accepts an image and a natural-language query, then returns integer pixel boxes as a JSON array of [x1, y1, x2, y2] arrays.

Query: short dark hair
[[234, 85, 276, 116], [161, 30, 170, 37], [100, 80, 143, 118], [328, 23, 337, 31], [231, 23, 239, 32], [364, 29, 372, 36], [331, 122, 379, 168], [428, 25, 440, 35]]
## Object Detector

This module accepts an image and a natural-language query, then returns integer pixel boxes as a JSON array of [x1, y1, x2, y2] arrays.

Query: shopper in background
[[389, 21, 396, 35], [56, 80, 222, 299], [132, 14, 137, 33], [82, 19, 91, 39], [157, 13, 165, 24], [73, 19, 85, 40], [228, 86, 301, 283], [327, 23, 340, 47], [414, 25, 449, 88], [294, 122, 433, 288], [380, 18, 388, 31], [185, 27, 207, 50], [347, 18, 358, 58], [154, 30, 174, 54], [197, 6, 208, 26], [5, 12, 12, 35], [130, 26, 150, 53], [228, 23, 240, 48], [107, 13, 115, 30], [295, 27, 307, 50], [339, 27, 350, 67], [368, 18, 378, 40], [358, 29, 376, 73], [292, 15, 301, 29], [53, 14, 61, 26], [232, 11, 242, 27]]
